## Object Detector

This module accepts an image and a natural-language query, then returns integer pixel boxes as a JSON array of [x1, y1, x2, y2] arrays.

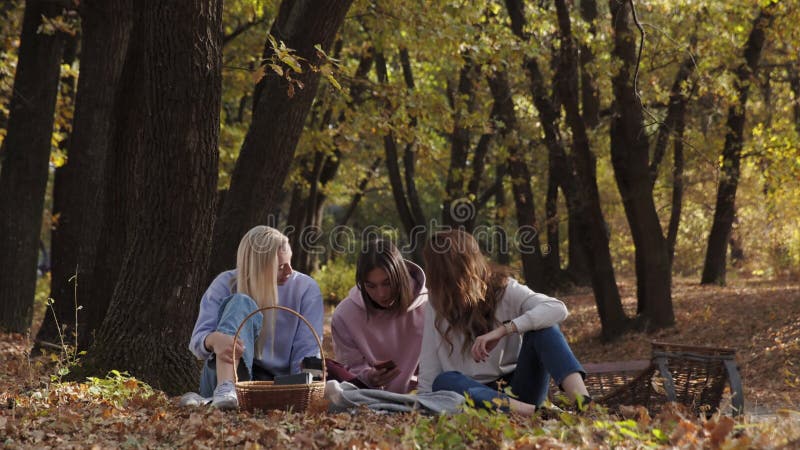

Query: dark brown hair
[[423, 229, 511, 355], [356, 239, 415, 315]]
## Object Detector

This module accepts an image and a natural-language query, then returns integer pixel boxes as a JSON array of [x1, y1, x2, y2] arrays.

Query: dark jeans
[[432, 326, 584, 409]]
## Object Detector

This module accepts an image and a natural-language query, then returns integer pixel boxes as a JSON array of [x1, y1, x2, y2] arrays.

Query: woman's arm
[[331, 306, 374, 382], [188, 271, 234, 359], [505, 279, 568, 333]]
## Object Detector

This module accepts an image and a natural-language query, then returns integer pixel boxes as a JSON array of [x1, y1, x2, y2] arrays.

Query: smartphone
[[374, 360, 397, 371]]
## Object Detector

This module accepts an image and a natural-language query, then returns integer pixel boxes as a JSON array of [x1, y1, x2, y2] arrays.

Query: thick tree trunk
[[702, 6, 774, 285], [208, 0, 353, 282], [551, 0, 629, 338], [488, 72, 547, 292], [0, 0, 66, 333], [38, 0, 134, 349], [82, 0, 222, 395], [607, 0, 673, 329]]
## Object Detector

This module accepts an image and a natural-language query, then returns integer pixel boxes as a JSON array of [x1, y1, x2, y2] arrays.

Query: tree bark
[[578, 0, 600, 128], [488, 71, 547, 292], [208, 0, 353, 282], [607, 0, 674, 329], [551, 0, 629, 337], [790, 66, 800, 136], [38, 0, 134, 349], [493, 164, 511, 265], [667, 94, 687, 264], [82, 0, 222, 395], [0, 0, 66, 333], [375, 51, 425, 260], [505, 0, 590, 287], [650, 52, 696, 187], [444, 59, 479, 228], [702, 5, 775, 285]]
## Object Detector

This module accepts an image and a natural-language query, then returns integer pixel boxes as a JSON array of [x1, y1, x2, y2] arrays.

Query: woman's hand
[[365, 365, 401, 388], [206, 331, 245, 364], [471, 326, 508, 362]]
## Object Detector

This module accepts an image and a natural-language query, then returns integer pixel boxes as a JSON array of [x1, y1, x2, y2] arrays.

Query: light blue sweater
[[189, 269, 324, 375]]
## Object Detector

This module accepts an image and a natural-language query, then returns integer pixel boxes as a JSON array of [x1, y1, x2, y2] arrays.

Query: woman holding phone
[[331, 238, 427, 393]]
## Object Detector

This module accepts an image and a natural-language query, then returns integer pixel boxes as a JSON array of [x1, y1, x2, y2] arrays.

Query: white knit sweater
[[417, 278, 568, 393]]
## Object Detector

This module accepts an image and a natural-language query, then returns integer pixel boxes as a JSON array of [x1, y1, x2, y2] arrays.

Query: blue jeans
[[432, 326, 584, 409], [199, 294, 265, 397]]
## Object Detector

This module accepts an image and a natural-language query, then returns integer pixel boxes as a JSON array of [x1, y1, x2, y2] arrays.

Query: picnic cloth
[[324, 380, 465, 414]]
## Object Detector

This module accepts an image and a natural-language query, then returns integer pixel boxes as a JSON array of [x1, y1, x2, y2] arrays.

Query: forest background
[[0, 0, 799, 446]]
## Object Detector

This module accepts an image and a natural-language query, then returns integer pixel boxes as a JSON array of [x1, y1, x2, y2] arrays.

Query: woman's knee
[[432, 371, 467, 392], [225, 293, 258, 309]]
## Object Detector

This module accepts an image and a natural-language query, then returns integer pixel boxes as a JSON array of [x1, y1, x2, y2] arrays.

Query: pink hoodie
[[331, 261, 427, 394]]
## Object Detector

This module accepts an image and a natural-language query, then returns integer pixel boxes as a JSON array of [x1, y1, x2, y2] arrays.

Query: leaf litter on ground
[[1, 276, 799, 448]]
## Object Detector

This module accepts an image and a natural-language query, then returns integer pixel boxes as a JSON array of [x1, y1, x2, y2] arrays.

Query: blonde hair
[[236, 225, 288, 357]]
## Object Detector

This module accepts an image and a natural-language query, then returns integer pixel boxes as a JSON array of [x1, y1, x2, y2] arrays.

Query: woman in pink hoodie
[[331, 239, 427, 393]]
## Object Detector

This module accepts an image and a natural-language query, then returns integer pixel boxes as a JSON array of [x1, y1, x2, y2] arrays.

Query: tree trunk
[[444, 59, 479, 228], [0, 0, 66, 333], [493, 164, 511, 265], [488, 71, 547, 292], [650, 52, 696, 187], [208, 0, 353, 282], [544, 152, 562, 285], [578, 0, 600, 128], [790, 66, 800, 136], [82, 0, 222, 395], [551, 0, 629, 338], [702, 6, 774, 285], [375, 51, 425, 260], [505, 0, 591, 288], [607, 0, 674, 329], [667, 95, 687, 264], [38, 0, 134, 349]]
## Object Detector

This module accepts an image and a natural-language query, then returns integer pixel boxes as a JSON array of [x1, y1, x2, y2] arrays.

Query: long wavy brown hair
[[423, 229, 511, 355]]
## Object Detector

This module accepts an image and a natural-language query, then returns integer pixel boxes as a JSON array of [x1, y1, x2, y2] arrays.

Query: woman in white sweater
[[418, 229, 591, 416]]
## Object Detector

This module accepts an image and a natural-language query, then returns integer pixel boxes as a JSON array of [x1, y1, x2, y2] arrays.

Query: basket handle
[[231, 305, 326, 385]]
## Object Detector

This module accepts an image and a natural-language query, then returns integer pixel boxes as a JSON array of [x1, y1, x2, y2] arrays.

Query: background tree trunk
[[551, 0, 629, 338], [38, 0, 134, 349], [702, 6, 775, 285], [81, 0, 222, 394], [488, 71, 547, 292], [607, 0, 674, 329], [375, 51, 426, 261], [208, 0, 354, 282], [0, 0, 66, 333]]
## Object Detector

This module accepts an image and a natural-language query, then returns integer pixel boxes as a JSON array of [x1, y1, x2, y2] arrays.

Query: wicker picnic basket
[[593, 341, 743, 417], [232, 305, 326, 412]]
